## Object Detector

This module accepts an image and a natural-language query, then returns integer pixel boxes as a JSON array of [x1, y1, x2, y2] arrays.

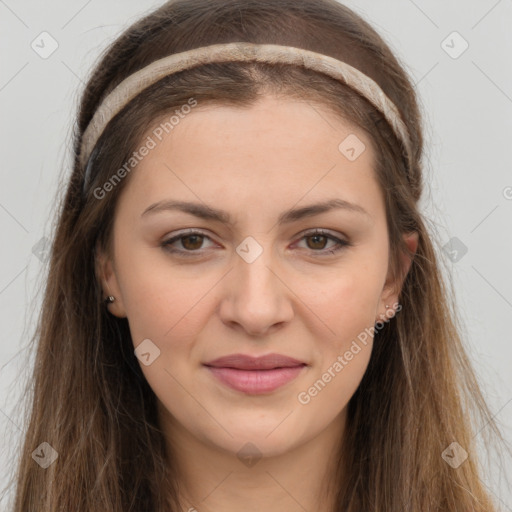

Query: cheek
[[296, 256, 386, 387], [303, 261, 386, 345], [294, 271, 381, 421], [117, 260, 213, 410], [120, 270, 214, 350], [114, 234, 215, 338]]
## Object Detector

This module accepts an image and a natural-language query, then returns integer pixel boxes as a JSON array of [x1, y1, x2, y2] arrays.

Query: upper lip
[[204, 353, 307, 370]]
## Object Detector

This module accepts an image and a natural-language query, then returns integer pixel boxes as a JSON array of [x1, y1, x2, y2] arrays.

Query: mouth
[[203, 353, 308, 394]]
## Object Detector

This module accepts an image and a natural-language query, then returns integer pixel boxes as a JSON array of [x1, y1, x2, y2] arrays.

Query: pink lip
[[203, 353, 308, 394]]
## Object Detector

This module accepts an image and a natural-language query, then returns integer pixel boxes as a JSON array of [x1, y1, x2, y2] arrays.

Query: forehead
[[116, 95, 383, 222]]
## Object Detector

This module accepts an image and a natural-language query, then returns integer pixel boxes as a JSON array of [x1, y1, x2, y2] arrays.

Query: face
[[97, 95, 414, 459]]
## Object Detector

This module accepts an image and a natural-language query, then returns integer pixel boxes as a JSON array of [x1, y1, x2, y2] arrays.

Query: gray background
[[0, 0, 511, 509]]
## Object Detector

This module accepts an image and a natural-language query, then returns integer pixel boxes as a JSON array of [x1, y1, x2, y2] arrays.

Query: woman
[[10, 0, 508, 510]]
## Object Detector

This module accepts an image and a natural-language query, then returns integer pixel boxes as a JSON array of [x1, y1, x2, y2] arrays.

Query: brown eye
[[180, 234, 205, 250], [295, 229, 351, 256], [161, 230, 216, 256], [305, 234, 329, 250]]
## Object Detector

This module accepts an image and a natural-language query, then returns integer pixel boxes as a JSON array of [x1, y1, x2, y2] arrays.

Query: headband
[[80, 42, 413, 192]]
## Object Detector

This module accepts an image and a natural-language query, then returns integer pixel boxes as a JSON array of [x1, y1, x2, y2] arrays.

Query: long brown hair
[[8, 0, 508, 510]]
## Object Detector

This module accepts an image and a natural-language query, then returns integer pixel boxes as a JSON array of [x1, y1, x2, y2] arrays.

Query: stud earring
[[102, 275, 116, 306]]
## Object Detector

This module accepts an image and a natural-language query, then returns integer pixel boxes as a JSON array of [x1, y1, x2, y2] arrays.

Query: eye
[[294, 229, 351, 256], [161, 229, 217, 256], [161, 228, 350, 258]]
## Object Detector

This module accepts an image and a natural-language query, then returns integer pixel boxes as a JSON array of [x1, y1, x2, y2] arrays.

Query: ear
[[94, 241, 127, 318], [377, 231, 418, 320]]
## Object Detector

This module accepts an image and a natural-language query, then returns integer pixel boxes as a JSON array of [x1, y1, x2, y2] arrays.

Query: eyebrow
[[140, 198, 370, 224]]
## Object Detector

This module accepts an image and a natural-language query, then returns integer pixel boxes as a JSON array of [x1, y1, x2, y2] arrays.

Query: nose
[[218, 242, 294, 337]]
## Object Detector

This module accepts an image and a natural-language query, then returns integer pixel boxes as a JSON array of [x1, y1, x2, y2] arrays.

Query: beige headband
[[80, 42, 413, 188]]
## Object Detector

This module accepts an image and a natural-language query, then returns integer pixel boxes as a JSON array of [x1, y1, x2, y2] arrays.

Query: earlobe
[[94, 243, 127, 318]]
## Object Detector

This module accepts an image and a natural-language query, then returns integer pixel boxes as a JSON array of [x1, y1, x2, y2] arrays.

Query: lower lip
[[205, 365, 306, 394]]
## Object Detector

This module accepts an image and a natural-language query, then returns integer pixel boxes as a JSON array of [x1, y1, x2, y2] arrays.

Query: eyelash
[[160, 228, 351, 258]]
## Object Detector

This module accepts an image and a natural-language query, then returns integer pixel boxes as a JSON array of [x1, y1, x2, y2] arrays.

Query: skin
[[97, 95, 418, 512]]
